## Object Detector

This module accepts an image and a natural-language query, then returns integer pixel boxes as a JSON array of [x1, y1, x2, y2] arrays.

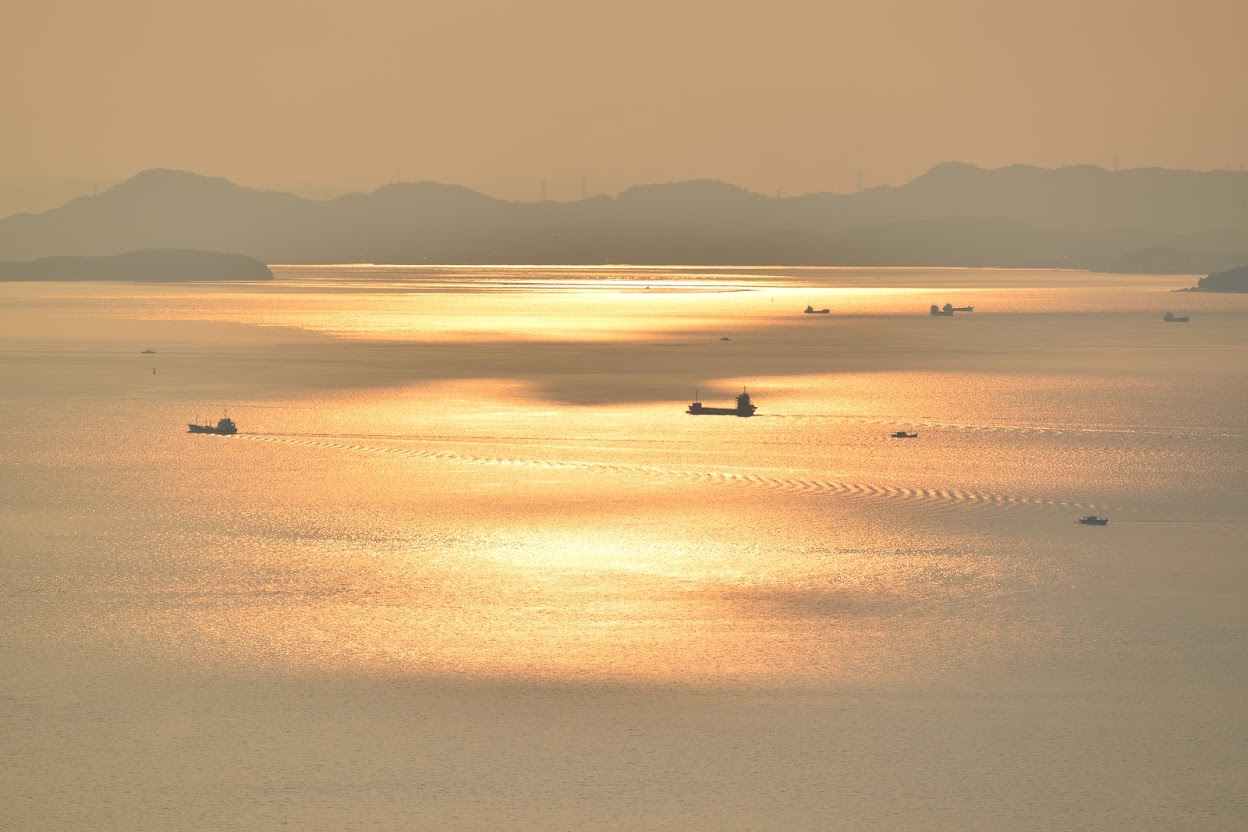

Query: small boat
[[950, 306, 974, 312], [687, 389, 757, 417], [720, 336, 731, 341], [891, 431, 918, 438], [931, 303, 971, 315], [804, 306, 830, 314], [1162, 312, 1189, 323], [141, 348, 156, 354], [188, 414, 238, 435], [1077, 515, 1108, 526]]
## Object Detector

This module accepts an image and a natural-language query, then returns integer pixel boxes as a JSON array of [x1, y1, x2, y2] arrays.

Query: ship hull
[[687, 406, 755, 417], [686, 390, 757, 417], [688, 406, 753, 416], [187, 424, 237, 435]]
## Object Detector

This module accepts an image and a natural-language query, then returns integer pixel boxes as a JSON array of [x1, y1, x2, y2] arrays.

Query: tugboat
[[1162, 312, 1189, 323], [1077, 515, 1109, 526], [891, 431, 918, 438], [804, 306, 830, 314], [188, 413, 238, 435], [687, 389, 757, 417]]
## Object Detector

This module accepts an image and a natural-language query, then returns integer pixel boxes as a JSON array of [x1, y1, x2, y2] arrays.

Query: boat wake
[[233, 432, 1125, 514], [762, 414, 1242, 440]]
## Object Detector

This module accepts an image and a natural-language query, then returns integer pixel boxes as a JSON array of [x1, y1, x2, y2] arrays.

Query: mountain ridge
[[1, 164, 1245, 271]]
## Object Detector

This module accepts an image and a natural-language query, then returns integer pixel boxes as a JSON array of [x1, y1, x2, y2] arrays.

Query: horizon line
[[25, 160, 1248, 209]]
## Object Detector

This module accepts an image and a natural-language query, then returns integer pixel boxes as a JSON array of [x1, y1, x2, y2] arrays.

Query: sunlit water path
[[2, 266, 1245, 830]]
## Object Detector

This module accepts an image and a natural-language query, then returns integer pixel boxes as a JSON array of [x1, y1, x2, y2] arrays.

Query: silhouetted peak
[[107, 168, 243, 195], [369, 181, 496, 203], [912, 162, 1059, 186], [129, 168, 223, 184], [915, 162, 1116, 186], [1053, 164, 1109, 175], [921, 161, 986, 177], [86, 169, 286, 213], [617, 179, 765, 204], [902, 163, 991, 195]]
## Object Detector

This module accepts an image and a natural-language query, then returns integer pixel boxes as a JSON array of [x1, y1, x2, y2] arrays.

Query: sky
[[2, 0, 1246, 203]]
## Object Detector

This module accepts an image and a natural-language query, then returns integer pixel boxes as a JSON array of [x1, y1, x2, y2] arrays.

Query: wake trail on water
[[763, 414, 1244, 440], [231, 432, 1130, 514]]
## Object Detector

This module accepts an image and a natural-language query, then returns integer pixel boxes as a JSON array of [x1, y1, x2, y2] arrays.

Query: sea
[[2, 266, 1245, 830]]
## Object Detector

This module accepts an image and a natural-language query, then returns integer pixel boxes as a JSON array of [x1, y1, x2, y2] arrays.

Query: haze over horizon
[[3, 0, 1246, 208]]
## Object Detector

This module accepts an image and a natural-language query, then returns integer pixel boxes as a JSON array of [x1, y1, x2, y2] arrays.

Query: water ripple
[[229, 432, 1128, 514]]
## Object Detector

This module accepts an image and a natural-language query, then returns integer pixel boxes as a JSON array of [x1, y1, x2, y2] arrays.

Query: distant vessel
[[1077, 515, 1108, 526], [930, 303, 972, 315], [687, 389, 757, 417], [804, 306, 830, 314], [188, 414, 237, 435], [720, 336, 731, 341], [141, 348, 156, 354], [1162, 312, 1189, 322], [891, 431, 918, 438]]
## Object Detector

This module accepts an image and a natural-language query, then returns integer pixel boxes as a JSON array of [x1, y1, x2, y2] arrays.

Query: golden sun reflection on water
[[10, 265, 1195, 346], [4, 268, 1242, 690], [78, 374, 1066, 687]]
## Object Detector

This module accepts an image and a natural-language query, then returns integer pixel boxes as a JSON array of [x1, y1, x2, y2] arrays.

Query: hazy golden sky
[[3, 0, 1245, 199]]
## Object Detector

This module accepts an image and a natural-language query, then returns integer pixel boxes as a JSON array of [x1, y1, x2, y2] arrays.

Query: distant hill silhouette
[[1185, 264, 1248, 292], [0, 164, 1245, 271], [0, 249, 272, 281]]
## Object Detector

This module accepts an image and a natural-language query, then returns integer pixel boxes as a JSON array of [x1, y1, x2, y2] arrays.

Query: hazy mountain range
[[1, 163, 1245, 272]]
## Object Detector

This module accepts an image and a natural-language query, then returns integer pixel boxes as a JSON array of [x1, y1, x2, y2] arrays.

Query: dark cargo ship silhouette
[[804, 306, 830, 314], [930, 303, 973, 315], [687, 389, 757, 417], [1162, 311, 1189, 322], [188, 414, 237, 435], [1077, 514, 1108, 526]]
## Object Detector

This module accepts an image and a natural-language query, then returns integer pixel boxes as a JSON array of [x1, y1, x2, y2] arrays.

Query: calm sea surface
[[2, 267, 1245, 830]]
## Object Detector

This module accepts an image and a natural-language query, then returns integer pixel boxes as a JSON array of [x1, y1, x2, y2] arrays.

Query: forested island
[[1184, 265, 1248, 292], [0, 249, 272, 281]]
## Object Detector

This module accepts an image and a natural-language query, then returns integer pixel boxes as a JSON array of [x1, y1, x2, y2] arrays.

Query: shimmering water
[[2, 267, 1245, 830]]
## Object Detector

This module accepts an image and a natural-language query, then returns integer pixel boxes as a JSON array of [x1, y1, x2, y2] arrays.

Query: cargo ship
[[687, 389, 757, 417], [188, 414, 238, 435], [1162, 311, 1189, 322]]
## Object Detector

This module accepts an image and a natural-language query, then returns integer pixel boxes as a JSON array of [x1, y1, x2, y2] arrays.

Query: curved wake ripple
[[765, 414, 1243, 441], [230, 433, 1125, 513]]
